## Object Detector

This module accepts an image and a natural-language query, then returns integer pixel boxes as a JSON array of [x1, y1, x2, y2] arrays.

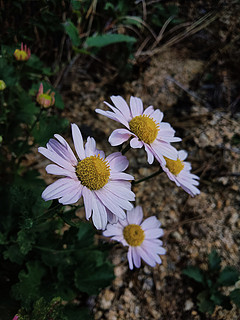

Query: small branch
[[133, 168, 163, 185]]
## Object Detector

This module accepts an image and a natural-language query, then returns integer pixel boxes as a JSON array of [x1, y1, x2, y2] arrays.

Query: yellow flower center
[[14, 49, 28, 61], [164, 157, 184, 175], [76, 155, 110, 190], [123, 224, 145, 246], [129, 115, 159, 144]]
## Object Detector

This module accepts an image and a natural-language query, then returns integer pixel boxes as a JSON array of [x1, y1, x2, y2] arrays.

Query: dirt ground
[[53, 40, 240, 319], [34, 5, 240, 319]]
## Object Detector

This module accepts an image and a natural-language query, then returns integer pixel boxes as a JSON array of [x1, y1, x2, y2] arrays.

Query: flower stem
[[121, 142, 131, 155], [132, 168, 163, 185]]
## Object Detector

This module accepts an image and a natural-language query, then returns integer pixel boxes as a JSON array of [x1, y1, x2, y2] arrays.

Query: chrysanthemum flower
[[161, 150, 200, 197], [103, 206, 166, 269], [96, 96, 181, 164], [38, 124, 135, 230], [0, 80, 6, 91], [13, 43, 31, 61], [36, 83, 55, 108]]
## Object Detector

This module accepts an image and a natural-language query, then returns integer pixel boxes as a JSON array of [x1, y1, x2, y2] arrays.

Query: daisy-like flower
[[38, 124, 135, 230], [36, 83, 55, 108], [103, 206, 166, 269], [13, 42, 31, 61], [96, 96, 181, 164], [161, 150, 200, 197]]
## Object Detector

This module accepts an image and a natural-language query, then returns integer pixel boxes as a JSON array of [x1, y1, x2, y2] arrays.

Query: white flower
[[103, 206, 166, 269], [96, 95, 181, 164], [38, 124, 135, 230], [161, 150, 200, 197]]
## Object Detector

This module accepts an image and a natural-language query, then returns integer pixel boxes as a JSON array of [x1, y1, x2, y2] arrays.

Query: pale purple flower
[[12, 316, 19, 320], [38, 124, 135, 230], [103, 206, 166, 269], [96, 96, 181, 164], [160, 150, 200, 197]]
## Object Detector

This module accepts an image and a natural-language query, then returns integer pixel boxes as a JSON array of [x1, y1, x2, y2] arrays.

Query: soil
[[34, 4, 240, 319]]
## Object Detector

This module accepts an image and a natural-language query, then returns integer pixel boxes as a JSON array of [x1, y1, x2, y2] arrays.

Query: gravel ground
[[50, 43, 240, 319]]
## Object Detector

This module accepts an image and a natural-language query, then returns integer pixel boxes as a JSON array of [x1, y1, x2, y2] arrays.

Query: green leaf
[[121, 16, 144, 28], [0, 57, 18, 87], [210, 291, 227, 305], [64, 305, 93, 320], [17, 229, 35, 255], [63, 20, 81, 46], [197, 290, 215, 314], [75, 253, 114, 295], [208, 249, 221, 272], [230, 289, 240, 308], [86, 34, 136, 48], [32, 115, 68, 145], [3, 244, 25, 264], [217, 266, 240, 286], [17, 93, 39, 124], [182, 266, 205, 284], [71, 0, 82, 10], [11, 261, 46, 310]]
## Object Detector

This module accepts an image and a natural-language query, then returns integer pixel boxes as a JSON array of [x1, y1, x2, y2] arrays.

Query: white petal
[[130, 137, 143, 148], [108, 154, 129, 172], [130, 96, 143, 117], [103, 101, 130, 128], [46, 164, 77, 179], [143, 105, 154, 116], [151, 141, 178, 160], [104, 181, 135, 201], [82, 187, 93, 219], [85, 137, 97, 157], [42, 178, 75, 201], [110, 95, 132, 121], [144, 144, 154, 164], [132, 247, 141, 268], [54, 134, 78, 165], [127, 247, 134, 270], [103, 223, 123, 237], [94, 189, 126, 220], [178, 150, 188, 161], [91, 194, 107, 230], [38, 147, 74, 171], [136, 246, 156, 267], [141, 216, 161, 230], [144, 228, 164, 239], [59, 183, 83, 205], [151, 109, 163, 123], [127, 206, 143, 225], [71, 124, 85, 160], [110, 172, 134, 181], [109, 129, 132, 146]]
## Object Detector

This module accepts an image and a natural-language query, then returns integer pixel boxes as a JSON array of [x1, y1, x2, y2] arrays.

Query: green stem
[[132, 168, 163, 185], [29, 107, 43, 134], [121, 142, 131, 155]]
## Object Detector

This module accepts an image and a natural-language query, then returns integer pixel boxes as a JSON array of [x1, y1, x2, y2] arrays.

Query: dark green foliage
[[17, 297, 68, 320], [0, 14, 114, 317], [182, 250, 240, 314]]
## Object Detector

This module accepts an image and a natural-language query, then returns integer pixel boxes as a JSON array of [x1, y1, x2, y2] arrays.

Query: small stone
[[184, 299, 194, 311], [100, 289, 115, 310]]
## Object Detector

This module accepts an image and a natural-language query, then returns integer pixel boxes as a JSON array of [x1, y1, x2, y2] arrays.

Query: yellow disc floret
[[129, 115, 159, 144], [76, 155, 110, 190], [123, 224, 145, 246], [164, 157, 184, 176]]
